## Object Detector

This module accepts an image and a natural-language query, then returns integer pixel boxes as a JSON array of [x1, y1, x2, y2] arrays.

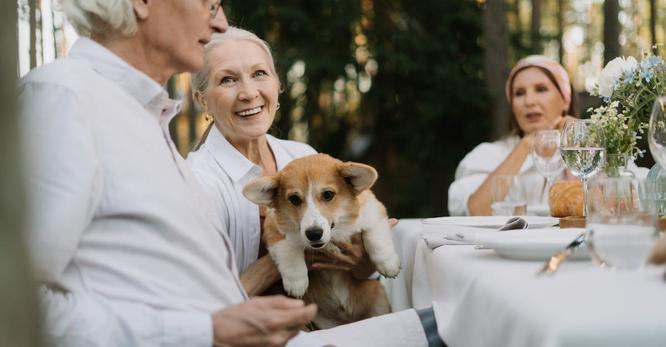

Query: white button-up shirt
[[187, 127, 316, 272], [19, 37, 246, 347]]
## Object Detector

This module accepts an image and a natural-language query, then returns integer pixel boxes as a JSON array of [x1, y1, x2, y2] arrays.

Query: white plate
[[422, 216, 558, 229], [470, 228, 589, 261], [526, 204, 550, 217]]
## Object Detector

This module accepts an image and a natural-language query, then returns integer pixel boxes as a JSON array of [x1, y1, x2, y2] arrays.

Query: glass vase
[[599, 153, 634, 178]]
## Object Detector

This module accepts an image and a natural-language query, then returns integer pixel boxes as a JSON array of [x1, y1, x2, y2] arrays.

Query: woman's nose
[[238, 80, 259, 100], [210, 6, 229, 33]]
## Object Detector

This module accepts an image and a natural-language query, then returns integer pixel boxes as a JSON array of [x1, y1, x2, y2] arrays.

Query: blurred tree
[[530, 0, 542, 53], [603, 0, 620, 64], [483, 0, 510, 140], [227, 0, 488, 216]]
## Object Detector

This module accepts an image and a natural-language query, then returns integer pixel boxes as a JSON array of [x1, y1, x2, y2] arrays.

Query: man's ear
[[338, 162, 378, 194], [243, 176, 279, 207], [133, 0, 150, 20]]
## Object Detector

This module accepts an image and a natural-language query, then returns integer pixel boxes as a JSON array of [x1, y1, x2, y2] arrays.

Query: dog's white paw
[[374, 254, 401, 278], [283, 274, 309, 298]]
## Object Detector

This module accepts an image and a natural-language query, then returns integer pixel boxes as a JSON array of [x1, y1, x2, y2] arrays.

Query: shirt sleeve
[[19, 81, 100, 283], [39, 286, 213, 347], [447, 142, 504, 216]]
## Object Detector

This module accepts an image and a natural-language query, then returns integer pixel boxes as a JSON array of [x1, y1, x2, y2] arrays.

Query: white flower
[[597, 57, 636, 97]]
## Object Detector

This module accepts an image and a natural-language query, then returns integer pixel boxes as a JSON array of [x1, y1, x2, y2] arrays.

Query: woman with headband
[[448, 55, 578, 216]]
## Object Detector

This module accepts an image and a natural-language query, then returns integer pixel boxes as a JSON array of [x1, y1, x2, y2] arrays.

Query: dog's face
[[243, 154, 377, 249]]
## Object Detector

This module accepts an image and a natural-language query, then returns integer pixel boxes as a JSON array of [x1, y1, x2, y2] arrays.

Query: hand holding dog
[[212, 295, 316, 347], [307, 218, 398, 279]]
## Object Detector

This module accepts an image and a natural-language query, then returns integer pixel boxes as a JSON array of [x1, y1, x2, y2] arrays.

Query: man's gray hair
[[192, 27, 280, 107], [59, 0, 137, 38]]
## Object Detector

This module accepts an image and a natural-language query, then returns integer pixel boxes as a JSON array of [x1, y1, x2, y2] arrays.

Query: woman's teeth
[[236, 106, 262, 117]]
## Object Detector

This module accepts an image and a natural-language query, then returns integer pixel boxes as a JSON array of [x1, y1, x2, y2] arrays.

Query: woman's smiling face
[[203, 40, 280, 143], [511, 67, 568, 135]]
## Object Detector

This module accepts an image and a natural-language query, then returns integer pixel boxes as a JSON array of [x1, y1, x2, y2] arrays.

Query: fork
[[537, 232, 586, 275]]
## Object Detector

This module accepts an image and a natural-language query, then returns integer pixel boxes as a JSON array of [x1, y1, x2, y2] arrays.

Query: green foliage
[[227, 0, 489, 217]]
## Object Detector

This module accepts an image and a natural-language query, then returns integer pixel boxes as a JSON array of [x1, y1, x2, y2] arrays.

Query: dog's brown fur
[[243, 154, 400, 328]]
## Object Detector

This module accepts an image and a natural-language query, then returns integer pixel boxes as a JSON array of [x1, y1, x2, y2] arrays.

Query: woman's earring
[[276, 102, 281, 111], [204, 113, 213, 122]]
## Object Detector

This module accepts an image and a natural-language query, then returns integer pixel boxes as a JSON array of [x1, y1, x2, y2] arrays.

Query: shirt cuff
[[161, 310, 212, 347]]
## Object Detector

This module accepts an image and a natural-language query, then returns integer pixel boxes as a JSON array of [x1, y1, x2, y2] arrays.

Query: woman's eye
[[514, 89, 525, 97], [321, 190, 336, 202], [253, 70, 269, 78], [535, 85, 548, 92], [288, 195, 302, 206], [220, 76, 235, 84]]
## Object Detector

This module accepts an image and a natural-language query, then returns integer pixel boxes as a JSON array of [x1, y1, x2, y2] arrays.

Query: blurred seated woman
[[448, 55, 578, 216], [187, 27, 375, 296]]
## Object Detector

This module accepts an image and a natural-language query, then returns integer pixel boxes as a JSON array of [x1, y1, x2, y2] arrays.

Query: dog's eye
[[321, 190, 336, 202], [288, 195, 302, 206]]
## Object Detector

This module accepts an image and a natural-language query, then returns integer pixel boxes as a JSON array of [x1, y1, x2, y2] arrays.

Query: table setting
[[379, 53, 666, 346]]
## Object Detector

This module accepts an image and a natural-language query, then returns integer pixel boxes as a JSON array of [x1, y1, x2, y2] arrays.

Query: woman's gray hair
[[191, 27, 280, 108], [59, 0, 137, 39]]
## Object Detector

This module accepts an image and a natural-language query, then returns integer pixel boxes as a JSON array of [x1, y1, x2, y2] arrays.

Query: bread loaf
[[549, 180, 584, 217]]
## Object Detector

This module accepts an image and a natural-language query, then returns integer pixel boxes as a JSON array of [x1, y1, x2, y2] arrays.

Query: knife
[[537, 232, 587, 275]]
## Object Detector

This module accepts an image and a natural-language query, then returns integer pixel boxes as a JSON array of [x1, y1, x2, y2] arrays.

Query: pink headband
[[505, 55, 571, 107]]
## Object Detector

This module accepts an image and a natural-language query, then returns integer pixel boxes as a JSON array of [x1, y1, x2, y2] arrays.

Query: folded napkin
[[423, 235, 474, 249]]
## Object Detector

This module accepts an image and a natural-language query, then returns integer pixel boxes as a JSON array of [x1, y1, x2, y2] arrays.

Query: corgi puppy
[[243, 153, 401, 328]]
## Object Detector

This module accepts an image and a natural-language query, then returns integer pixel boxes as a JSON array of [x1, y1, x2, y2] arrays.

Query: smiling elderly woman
[[187, 27, 377, 297], [448, 55, 579, 216]]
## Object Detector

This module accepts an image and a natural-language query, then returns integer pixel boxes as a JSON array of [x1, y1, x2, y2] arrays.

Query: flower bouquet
[[590, 50, 666, 174]]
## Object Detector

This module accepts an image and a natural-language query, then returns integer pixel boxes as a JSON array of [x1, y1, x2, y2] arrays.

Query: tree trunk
[[530, 0, 542, 53], [603, 0, 621, 64], [1, 0, 42, 345], [556, 0, 564, 63], [483, 0, 510, 139], [29, 0, 36, 68]]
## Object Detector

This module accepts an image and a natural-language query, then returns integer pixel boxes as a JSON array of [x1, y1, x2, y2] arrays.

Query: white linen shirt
[[19, 37, 247, 347], [448, 136, 546, 216], [187, 127, 316, 272]]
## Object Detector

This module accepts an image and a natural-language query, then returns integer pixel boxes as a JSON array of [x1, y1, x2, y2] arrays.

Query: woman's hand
[[306, 218, 398, 280]]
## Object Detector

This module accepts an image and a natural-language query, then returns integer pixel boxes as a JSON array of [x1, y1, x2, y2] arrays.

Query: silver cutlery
[[537, 232, 586, 275]]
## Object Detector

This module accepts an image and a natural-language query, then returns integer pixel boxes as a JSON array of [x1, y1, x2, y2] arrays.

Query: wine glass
[[586, 177, 658, 269], [560, 119, 605, 216], [648, 96, 666, 168], [531, 130, 565, 201]]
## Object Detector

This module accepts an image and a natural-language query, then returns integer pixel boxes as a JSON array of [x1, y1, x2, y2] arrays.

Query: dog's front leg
[[362, 218, 401, 278], [269, 237, 309, 298]]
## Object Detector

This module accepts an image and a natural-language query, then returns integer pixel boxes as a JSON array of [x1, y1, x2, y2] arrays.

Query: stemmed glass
[[531, 130, 565, 202], [560, 119, 605, 216], [648, 96, 666, 168]]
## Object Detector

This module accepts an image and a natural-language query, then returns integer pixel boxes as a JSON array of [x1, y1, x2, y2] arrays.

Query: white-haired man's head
[[59, 0, 137, 39]]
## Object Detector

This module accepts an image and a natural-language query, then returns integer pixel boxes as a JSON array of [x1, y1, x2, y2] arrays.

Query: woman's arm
[[467, 135, 533, 216], [239, 254, 281, 296]]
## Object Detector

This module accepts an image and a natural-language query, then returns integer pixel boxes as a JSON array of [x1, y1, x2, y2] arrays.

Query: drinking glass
[[648, 96, 666, 168], [586, 177, 658, 269], [560, 119, 605, 216], [490, 175, 527, 216], [531, 129, 565, 199]]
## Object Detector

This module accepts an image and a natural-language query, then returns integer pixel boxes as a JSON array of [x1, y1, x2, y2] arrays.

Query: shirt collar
[[204, 127, 291, 183], [68, 37, 182, 127]]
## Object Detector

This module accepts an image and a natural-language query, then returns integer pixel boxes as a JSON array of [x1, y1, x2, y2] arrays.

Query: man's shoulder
[[20, 57, 97, 90]]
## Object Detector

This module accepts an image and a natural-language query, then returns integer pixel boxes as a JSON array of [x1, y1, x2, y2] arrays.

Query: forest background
[[16, 0, 666, 218]]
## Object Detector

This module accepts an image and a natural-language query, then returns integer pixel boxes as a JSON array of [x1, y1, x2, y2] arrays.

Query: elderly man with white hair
[[19, 1, 442, 346]]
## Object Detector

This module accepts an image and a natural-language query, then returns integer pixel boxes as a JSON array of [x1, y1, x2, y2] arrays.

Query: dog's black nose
[[305, 226, 324, 241]]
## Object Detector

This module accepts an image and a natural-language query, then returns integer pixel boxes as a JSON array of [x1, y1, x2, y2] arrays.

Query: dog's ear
[[338, 162, 378, 194], [243, 176, 279, 207]]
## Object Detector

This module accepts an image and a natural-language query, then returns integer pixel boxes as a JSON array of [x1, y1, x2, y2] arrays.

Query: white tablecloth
[[382, 218, 666, 347]]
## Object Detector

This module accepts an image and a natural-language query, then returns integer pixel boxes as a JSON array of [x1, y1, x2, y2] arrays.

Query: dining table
[[381, 218, 666, 347]]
